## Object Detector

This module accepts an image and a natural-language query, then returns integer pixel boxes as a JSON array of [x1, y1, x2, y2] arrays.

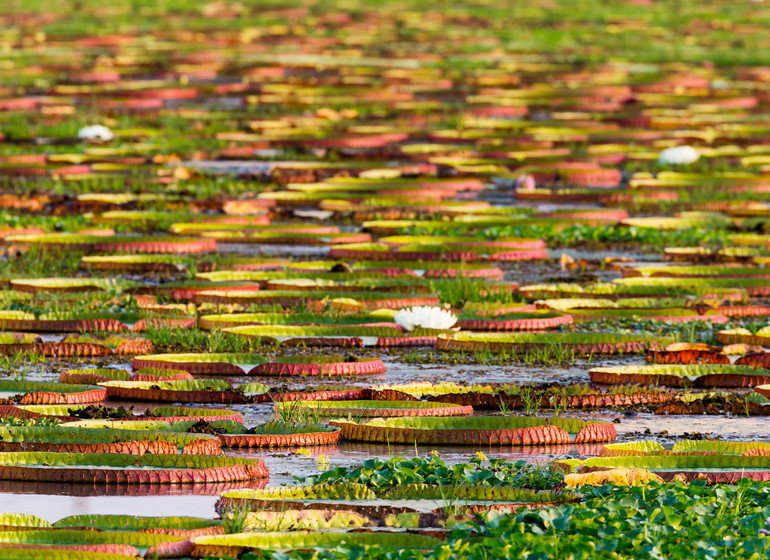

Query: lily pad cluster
[[2, 0, 770, 558]]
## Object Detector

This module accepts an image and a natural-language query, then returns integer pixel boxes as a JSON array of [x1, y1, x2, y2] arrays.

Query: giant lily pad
[[330, 242, 549, 262], [456, 311, 573, 331], [589, 364, 770, 388], [718, 327, 770, 346], [520, 282, 745, 301], [275, 400, 472, 418], [566, 308, 728, 323], [436, 332, 668, 354], [216, 483, 577, 517], [100, 380, 268, 404], [330, 416, 615, 445], [5, 234, 216, 254], [287, 260, 504, 279], [0, 381, 105, 405], [601, 440, 770, 457], [568, 454, 770, 483], [223, 324, 409, 347], [9, 278, 139, 294], [194, 289, 440, 310], [189, 531, 440, 556], [0, 425, 220, 455], [0, 452, 268, 483], [614, 276, 770, 297], [216, 422, 342, 448], [58, 369, 130, 385], [375, 382, 673, 409], [18, 404, 243, 424], [132, 352, 386, 376]]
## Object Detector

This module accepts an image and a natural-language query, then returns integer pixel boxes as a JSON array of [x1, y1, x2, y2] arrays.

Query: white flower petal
[[393, 306, 457, 331], [658, 146, 700, 165], [78, 125, 114, 142]]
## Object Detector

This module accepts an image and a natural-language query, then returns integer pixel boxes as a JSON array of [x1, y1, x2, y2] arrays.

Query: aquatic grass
[[143, 325, 261, 354], [402, 345, 579, 366], [271, 398, 324, 426]]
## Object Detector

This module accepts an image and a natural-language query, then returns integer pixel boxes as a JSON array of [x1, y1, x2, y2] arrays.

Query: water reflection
[[0, 478, 267, 497]]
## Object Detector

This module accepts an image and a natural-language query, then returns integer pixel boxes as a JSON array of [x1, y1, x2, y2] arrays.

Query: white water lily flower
[[78, 125, 114, 142], [658, 145, 700, 165], [394, 306, 457, 331]]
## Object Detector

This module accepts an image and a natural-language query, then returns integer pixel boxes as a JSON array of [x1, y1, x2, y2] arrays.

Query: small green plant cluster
[[0, 416, 60, 427], [143, 326, 261, 354], [430, 277, 522, 307], [0, 290, 140, 321], [251, 479, 770, 560], [298, 455, 563, 491]]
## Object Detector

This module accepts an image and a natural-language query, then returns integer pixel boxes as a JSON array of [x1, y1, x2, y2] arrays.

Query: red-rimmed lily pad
[[215, 483, 578, 518], [193, 289, 440, 310], [519, 282, 745, 301], [200, 231, 372, 245], [374, 382, 673, 409], [80, 254, 196, 273], [133, 280, 259, 302], [623, 265, 770, 279], [329, 242, 549, 262], [0, 529, 179, 557], [436, 332, 669, 355], [377, 235, 545, 250], [130, 368, 194, 381], [0, 425, 221, 455], [18, 404, 243, 424], [286, 260, 504, 280], [717, 327, 770, 346], [330, 416, 615, 445], [51, 513, 221, 532], [215, 422, 342, 448], [0, 381, 105, 405], [58, 368, 130, 385], [8, 278, 139, 294], [614, 276, 770, 297], [275, 400, 472, 418], [267, 387, 371, 403], [250, 357, 385, 376], [600, 440, 770, 458], [0, 452, 268, 483], [196, 311, 392, 330], [5, 234, 216, 254], [567, 455, 770, 483], [0, 334, 152, 357], [646, 348, 731, 365], [100, 380, 268, 404], [132, 353, 267, 375], [566, 308, 729, 323], [456, 311, 573, 331], [132, 352, 386, 376], [188, 531, 439, 557], [589, 364, 770, 388], [224, 324, 405, 347], [0, 310, 193, 334]]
